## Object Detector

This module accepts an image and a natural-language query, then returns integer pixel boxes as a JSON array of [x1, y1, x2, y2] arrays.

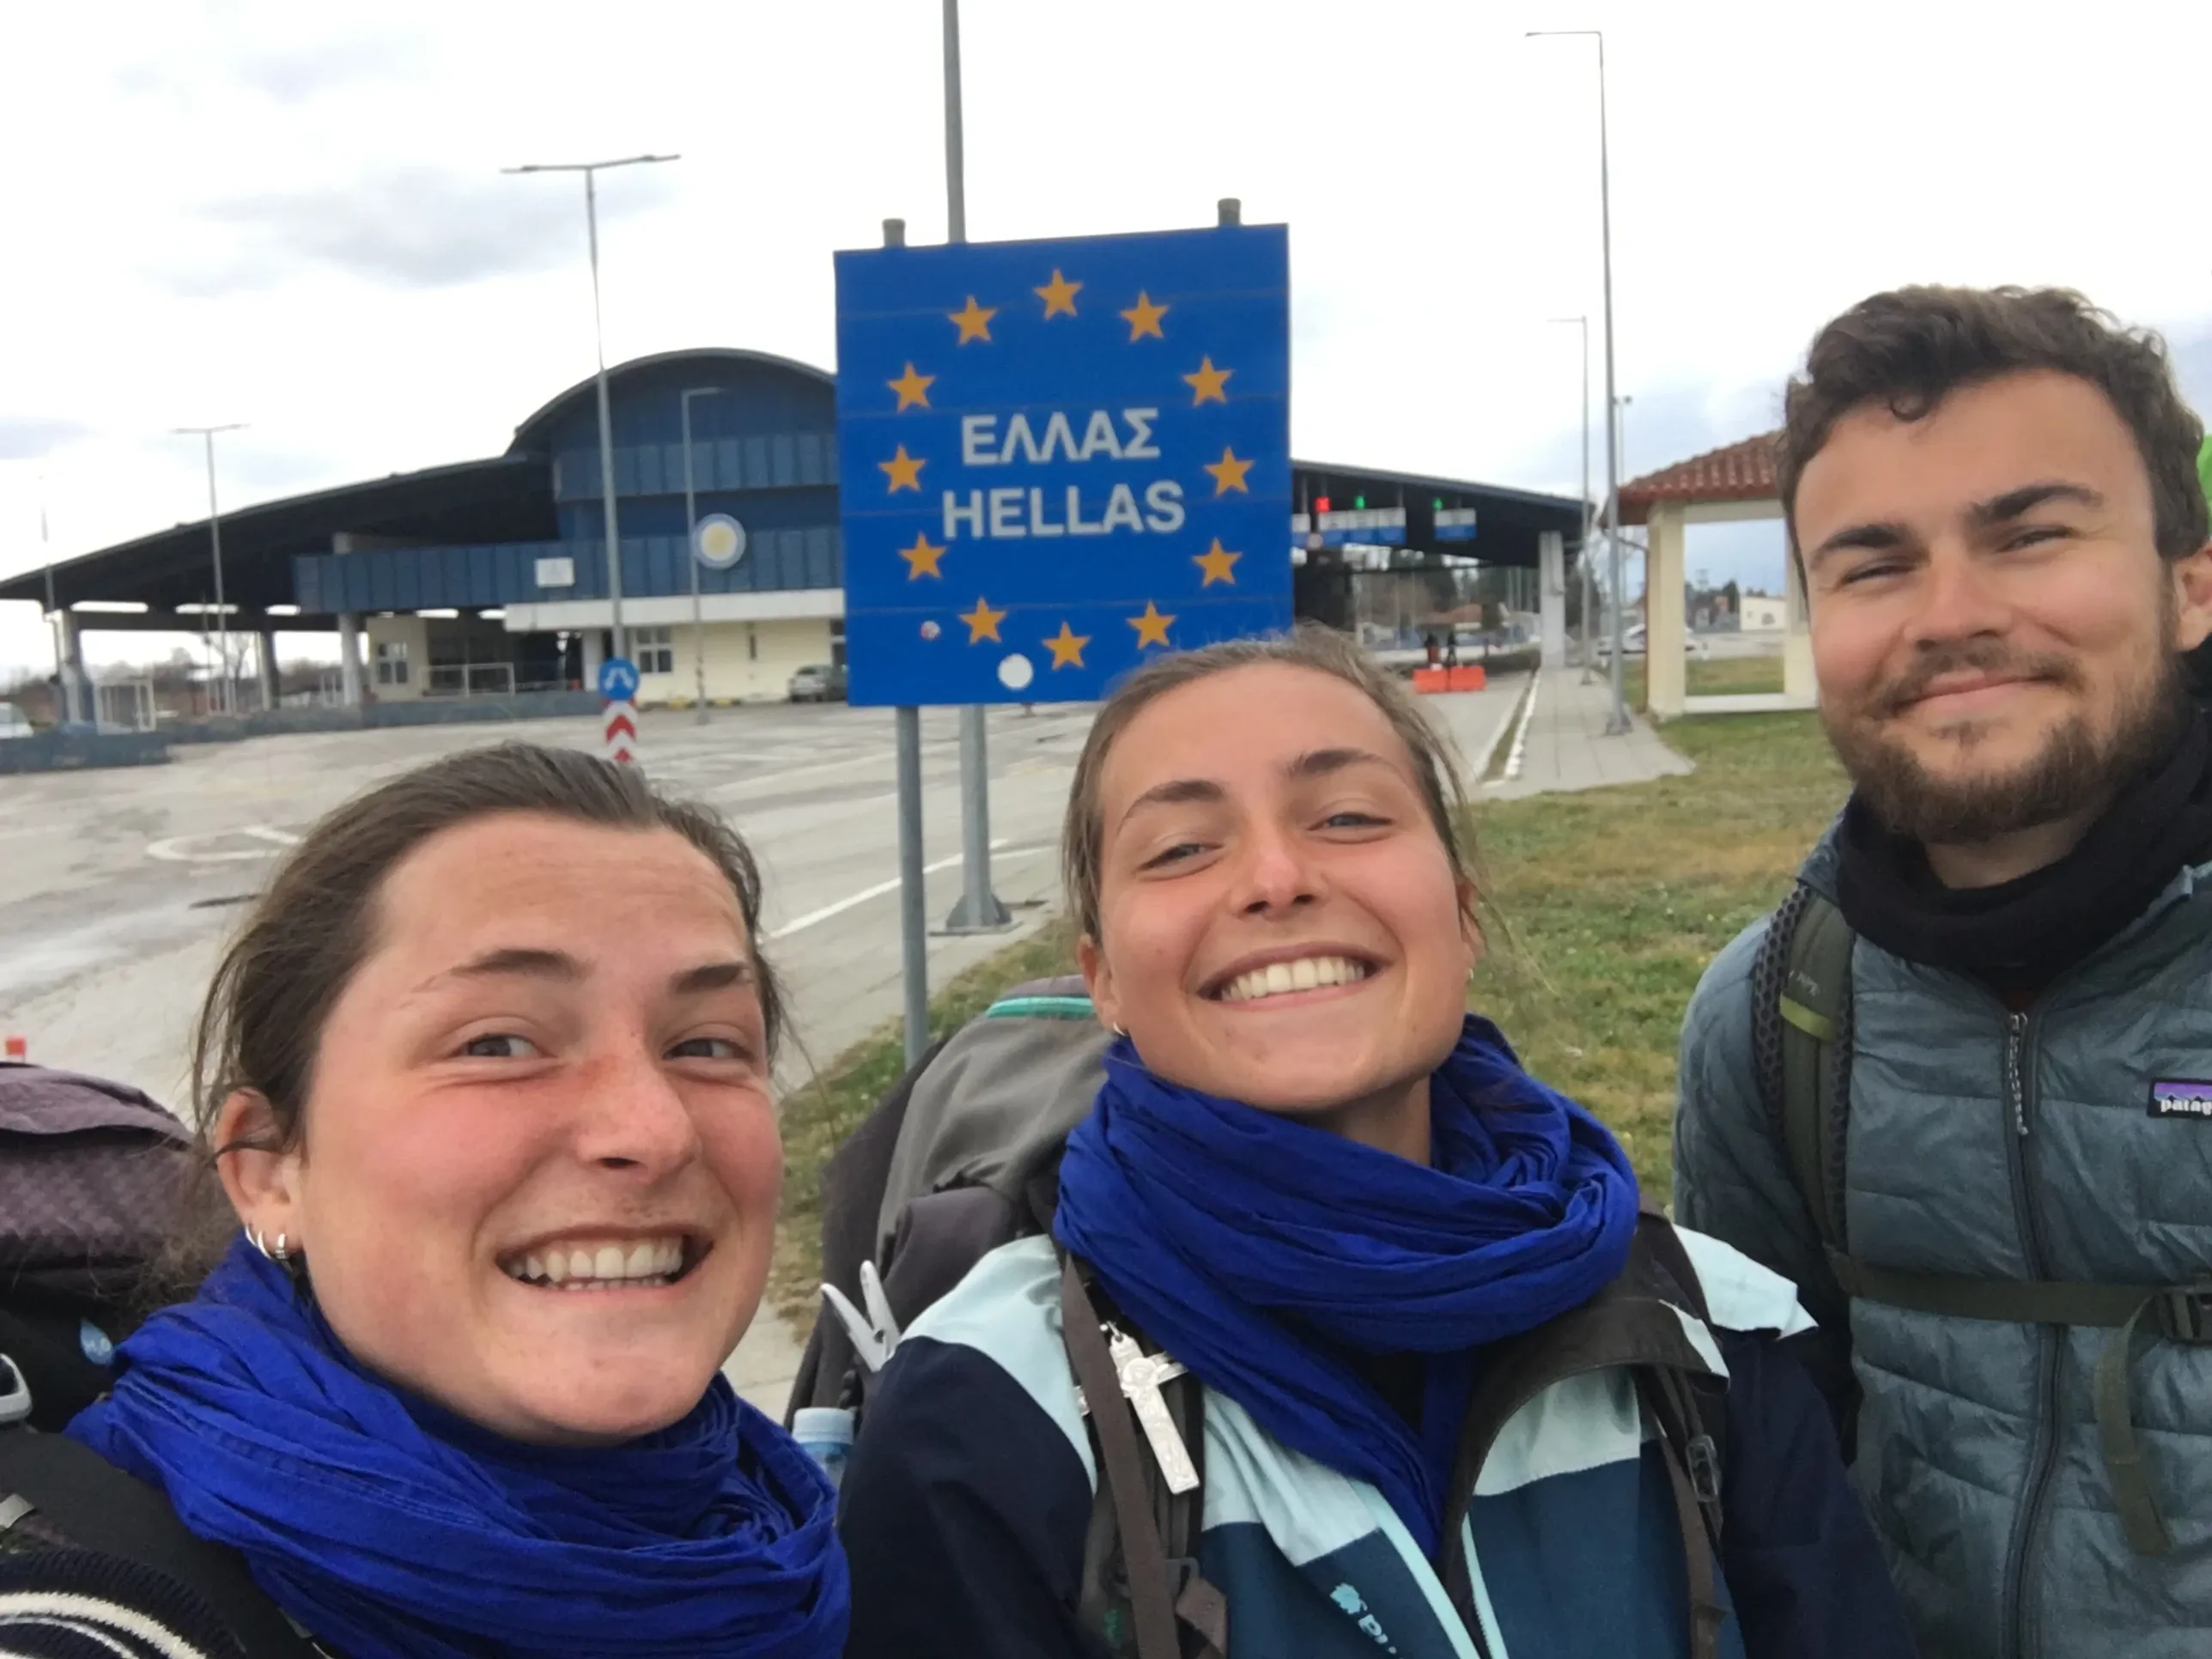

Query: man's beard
[[1822, 638, 2191, 846]]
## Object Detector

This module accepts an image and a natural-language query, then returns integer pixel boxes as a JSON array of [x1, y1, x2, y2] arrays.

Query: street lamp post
[[503, 155, 678, 666], [1549, 315, 1593, 682], [173, 424, 246, 714], [680, 386, 721, 726], [1528, 27, 1626, 733], [939, 0, 1012, 933]]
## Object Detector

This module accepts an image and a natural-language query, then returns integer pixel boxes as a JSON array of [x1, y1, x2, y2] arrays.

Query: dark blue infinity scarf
[[1054, 1016, 1638, 1556], [70, 1240, 848, 1659]]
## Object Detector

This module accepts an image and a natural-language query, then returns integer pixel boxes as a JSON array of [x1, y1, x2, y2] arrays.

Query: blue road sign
[[834, 223, 1291, 707], [598, 656, 641, 702]]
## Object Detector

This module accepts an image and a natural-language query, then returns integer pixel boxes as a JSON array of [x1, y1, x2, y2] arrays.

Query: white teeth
[[1216, 956, 1371, 1004], [501, 1237, 692, 1288]]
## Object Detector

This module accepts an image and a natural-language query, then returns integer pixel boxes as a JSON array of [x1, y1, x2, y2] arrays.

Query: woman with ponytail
[[839, 627, 1911, 1659]]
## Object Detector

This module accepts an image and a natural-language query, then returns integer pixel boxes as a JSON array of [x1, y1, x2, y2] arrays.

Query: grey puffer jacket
[[1674, 829, 2212, 1659]]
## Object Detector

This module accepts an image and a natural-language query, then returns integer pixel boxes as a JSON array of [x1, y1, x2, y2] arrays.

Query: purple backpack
[[0, 1063, 191, 1429]]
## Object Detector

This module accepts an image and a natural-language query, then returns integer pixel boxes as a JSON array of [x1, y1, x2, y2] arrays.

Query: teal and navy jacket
[[838, 1231, 1913, 1658]]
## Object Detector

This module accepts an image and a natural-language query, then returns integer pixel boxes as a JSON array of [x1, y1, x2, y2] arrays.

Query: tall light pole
[[680, 386, 721, 726], [940, 0, 1011, 933], [173, 424, 246, 714], [1549, 315, 1593, 682], [1529, 27, 1626, 733], [504, 154, 678, 666], [35, 472, 69, 724]]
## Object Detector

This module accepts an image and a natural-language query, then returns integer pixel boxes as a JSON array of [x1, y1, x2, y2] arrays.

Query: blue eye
[[462, 1034, 539, 1060], [669, 1036, 745, 1061]]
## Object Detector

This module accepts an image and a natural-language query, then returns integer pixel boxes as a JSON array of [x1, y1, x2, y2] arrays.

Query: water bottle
[[792, 1407, 855, 1492]]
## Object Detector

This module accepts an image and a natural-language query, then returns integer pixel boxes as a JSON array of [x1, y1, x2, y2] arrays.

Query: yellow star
[[887, 362, 935, 411], [959, 597, 1006, 643], [898, 532, 945, 579], [1192, 539, 1241, 586], [1127, 601, 1176, 649], [1202, 447, 1253, 495], [1034, 269, 1082, 319], [1043, 622, 1091, 669], [1119, 291, 1169, 341], [1182, 356, 1232, 405], [947, 295, 997, 344], [878, 444, 925, 493]]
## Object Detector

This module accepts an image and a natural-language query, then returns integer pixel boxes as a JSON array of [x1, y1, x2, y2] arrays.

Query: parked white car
[[0, 702, 34, 741]]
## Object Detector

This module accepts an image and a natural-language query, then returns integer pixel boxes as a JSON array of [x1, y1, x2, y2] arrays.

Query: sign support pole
[[939, 0, 1012, 934], [896, 704, 930, 1066], [879, 216, 933, 1067]]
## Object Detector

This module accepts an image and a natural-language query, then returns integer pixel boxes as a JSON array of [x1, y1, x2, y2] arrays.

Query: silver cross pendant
[[1075, 1323, 1200, 1494]]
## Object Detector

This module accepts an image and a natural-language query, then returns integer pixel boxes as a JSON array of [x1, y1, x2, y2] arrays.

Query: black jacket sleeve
[[1715, 1330, 1917, 1658], [838, 1335, 1105, 1659]]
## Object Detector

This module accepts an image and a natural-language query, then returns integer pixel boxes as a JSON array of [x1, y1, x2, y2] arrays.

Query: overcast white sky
[[3, 0, 2209, 676]]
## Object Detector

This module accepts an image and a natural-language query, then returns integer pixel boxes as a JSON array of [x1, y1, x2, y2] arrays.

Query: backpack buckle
[[2154, 1285, 2212, 1345], [1686, 1432, 1723, 1508]]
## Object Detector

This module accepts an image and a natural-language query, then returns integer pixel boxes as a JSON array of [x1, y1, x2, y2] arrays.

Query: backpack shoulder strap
[[0, 1430, 319, 1659], [1752, 882, 1856, 1255], [1061, 1259, 1222, 1659]]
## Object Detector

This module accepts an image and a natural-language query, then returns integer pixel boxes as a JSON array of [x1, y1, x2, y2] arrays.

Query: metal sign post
[[939, 0, 1012, 935], [599, 656, 641, 765]]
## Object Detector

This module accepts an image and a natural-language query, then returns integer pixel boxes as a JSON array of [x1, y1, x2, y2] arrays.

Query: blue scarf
[[1054, 1016, 1638, 1556], [70, 1240, 848, 1659]]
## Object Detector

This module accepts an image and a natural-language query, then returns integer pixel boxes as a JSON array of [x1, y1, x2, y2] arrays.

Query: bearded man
[[1674, 285, 2212, 1659]]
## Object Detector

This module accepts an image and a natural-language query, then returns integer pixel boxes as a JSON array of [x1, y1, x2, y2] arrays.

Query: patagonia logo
[[2148, 1080, 2212, 1120]]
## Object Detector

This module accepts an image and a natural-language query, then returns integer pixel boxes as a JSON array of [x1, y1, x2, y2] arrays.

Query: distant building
[[1741, 593, 1787, 632]]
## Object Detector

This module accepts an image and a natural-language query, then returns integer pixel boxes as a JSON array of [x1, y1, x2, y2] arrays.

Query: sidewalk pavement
[[731, 665, 1695, 1418], [1477, 666, 1693, 801]]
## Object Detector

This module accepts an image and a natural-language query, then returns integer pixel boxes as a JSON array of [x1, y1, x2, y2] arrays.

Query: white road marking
[[1503, 670, 1541, 782], [146, 824, 301, 863], [766, 841, 1048, 939]]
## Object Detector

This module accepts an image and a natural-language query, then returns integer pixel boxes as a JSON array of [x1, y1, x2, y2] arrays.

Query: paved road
[[0, 702, 1099, 1105], [0, 682, 1537, 1413]]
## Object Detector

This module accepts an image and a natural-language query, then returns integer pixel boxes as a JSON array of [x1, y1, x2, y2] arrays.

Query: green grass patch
[[771, 918, 1078, 1322], [1688, 653, 1785, 696], [1623, 652, 1788, 707], [1468, 710, 1845, 1191]]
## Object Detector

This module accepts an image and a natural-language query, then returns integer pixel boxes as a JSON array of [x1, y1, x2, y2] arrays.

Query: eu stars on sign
[[834, 223, 1291, 707]]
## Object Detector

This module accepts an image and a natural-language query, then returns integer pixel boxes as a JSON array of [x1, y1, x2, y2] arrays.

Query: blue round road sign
[[598, 657, 641, 702]]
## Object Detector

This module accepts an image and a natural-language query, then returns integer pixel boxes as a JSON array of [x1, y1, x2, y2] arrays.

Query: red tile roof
[[1619, 430, 1780, 524]]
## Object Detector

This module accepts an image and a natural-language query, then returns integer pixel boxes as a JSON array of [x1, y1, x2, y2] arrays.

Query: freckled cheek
[[304, 1091, 556, 1267], [1103, 902, 1207, 1016], [701, 1097, 786, 1220]]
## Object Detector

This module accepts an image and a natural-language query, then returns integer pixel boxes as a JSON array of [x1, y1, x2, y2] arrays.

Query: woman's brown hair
[[161, 742, 782, 1293], [1060, 623, 1480, 942]]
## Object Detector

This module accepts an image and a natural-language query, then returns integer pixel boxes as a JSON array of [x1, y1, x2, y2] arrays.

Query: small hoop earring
[[1110, 1024, 1127, 1038], [246, 1225, 293, 1264]]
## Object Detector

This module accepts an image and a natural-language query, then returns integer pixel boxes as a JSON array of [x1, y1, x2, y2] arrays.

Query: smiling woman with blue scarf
[[0, 746, 847, 1659], [837, 629, 1915, 1659]]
